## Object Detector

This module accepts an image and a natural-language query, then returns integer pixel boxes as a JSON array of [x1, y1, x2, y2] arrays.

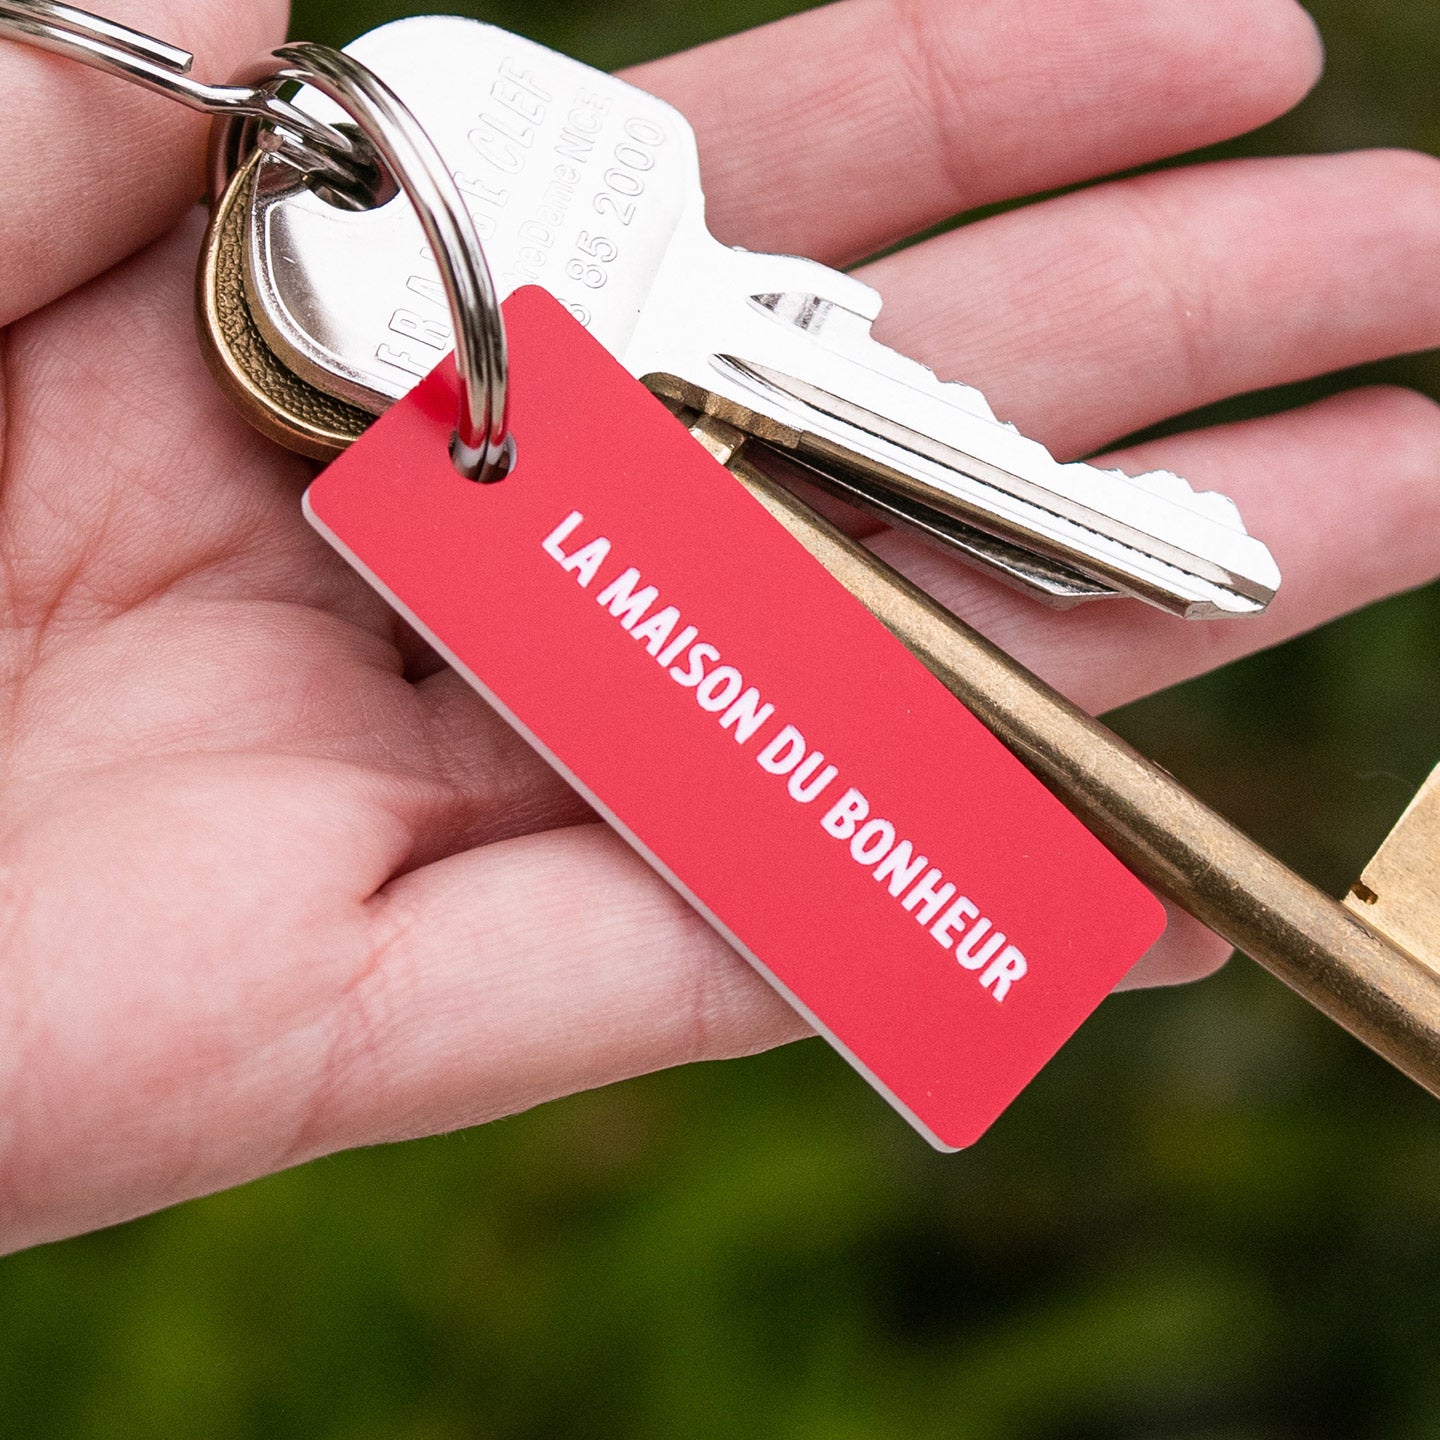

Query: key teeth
[[882, 347, 1001, 426], [767, 288, 1258, 537], [776, 296, 1254, 535], [917, 370, 1249, 534], [879, 347, 1001, 426], [1104, 466, 1248, 533]]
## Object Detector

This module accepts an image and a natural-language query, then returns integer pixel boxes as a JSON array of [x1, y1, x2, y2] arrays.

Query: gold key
[[197, 153, 369, 463]]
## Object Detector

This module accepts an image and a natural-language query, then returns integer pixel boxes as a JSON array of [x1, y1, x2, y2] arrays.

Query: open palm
[[2, 0, 1438, 1252]]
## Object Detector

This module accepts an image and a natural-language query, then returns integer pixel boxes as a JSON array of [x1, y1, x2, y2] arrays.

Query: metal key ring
[[0, 4, 509, 481]]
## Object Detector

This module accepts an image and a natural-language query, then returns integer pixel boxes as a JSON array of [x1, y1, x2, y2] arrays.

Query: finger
[[0, 0, 289, 329], [859, 149, 1440, 459], [867, 386, 1440, 713], [1116, 903, 1232, 991], [304, 825, 809, 1157], [625, 0, 1322, 263]]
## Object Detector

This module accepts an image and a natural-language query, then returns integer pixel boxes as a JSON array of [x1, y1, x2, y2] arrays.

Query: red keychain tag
[[306, 287, 1166, 1149]]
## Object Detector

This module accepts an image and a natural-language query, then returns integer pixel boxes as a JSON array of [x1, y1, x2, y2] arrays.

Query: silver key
[[242, 16, 1281, 619]]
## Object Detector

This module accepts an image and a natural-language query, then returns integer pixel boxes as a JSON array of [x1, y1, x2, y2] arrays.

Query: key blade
[[721, 354, 1276, 617], [719, 430, 1440, 1131], [742, 291, 1251, 536], [615, 221, 1279, 618], [747, 445, 1121, 608]]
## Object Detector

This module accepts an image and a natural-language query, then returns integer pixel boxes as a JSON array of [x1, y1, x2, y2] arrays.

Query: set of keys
[[203, 16, 1282, 622], [3, 1, 1438, 1148]]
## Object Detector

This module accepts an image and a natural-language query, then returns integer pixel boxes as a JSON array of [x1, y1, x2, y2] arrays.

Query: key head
[[199, 152, 369, 459], [244, 16, 708, 413]]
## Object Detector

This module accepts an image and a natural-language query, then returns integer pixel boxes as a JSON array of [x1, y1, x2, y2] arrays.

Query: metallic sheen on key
[[238, 16, 1281, 620]]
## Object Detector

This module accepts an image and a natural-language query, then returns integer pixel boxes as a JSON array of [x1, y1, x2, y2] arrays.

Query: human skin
[[1, 0, 1438, 1252]]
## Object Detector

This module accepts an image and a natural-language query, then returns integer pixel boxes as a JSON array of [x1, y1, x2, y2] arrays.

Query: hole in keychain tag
[[304, 287, 1167, 1150]]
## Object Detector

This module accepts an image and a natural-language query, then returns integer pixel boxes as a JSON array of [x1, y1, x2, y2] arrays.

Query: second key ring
[[214, 41, 510, 481]]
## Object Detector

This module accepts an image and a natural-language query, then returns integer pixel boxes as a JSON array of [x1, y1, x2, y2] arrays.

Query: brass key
[[197, 155, 367, 462], [196, 143, 1440, 1100]]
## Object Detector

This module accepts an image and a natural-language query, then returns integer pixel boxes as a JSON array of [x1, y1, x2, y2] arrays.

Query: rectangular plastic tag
[[305, 287, 1166, 1149]]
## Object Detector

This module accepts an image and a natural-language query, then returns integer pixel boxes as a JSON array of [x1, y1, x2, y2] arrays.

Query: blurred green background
[[5, 0, 1440, 1435]]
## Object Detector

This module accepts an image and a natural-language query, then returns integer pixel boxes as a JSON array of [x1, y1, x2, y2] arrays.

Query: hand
[[2, 0, 1437, 1253]]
